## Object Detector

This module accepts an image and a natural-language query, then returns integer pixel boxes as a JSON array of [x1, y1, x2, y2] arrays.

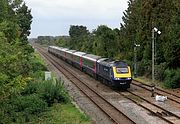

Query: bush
[[11, 94, 48, 114], [0, 94, 48, 123], [29, 53, 47, 75], [137, 60, 151, 77], [163, 68, 180, 88], [0, 78, 70, 123], [154, 62, 167, 81], [38, 79, 69, 106], [22, 78, 70, 106], [21, 81, 39, 95], [30, 70, 45, 80]]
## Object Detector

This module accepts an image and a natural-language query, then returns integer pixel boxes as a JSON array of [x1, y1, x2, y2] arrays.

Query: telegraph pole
[[152, 28, 155, 84]]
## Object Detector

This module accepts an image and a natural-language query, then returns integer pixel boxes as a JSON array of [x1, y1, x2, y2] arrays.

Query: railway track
[[34, 45, 180, 124], [125, 80, 180, 123], [117, 90, 180, 124], [132, 80, 180, 105], [35, 45, 135, 124], [132, 80, 180, 99]]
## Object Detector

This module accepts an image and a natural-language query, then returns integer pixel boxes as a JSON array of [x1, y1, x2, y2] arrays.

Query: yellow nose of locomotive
[[112, 66, 132, 78]]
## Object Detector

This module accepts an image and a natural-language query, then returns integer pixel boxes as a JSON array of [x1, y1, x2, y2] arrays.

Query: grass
[[33, 103, 91, 124], [134, 77, 151, 84], [34, 53, 47, 66], [134, 76, 162, 87]]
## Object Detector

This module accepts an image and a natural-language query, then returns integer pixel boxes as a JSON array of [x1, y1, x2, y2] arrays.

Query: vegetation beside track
[[34, 0, 180, 89], [33, 103, 90, 124], [0, 53, 90, 124], [134, 75, 180, 89], [0, 1, 90, 123]]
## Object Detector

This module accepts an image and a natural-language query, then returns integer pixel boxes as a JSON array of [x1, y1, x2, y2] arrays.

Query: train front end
[[111, 61, 132, 89]]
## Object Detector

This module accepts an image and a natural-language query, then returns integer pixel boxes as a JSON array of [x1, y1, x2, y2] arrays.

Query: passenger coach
[[82, 54, 101, 78], [72, 51, 86, 70]]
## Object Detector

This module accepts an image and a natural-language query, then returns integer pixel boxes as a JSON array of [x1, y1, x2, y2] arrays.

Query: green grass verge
[[134, 76, 161, 86], [34, 103, 91, 124]]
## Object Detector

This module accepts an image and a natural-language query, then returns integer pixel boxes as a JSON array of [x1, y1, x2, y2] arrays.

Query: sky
[[24, 0, 129, 38]]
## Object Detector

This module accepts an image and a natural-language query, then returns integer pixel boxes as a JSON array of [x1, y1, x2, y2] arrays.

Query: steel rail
[[127, 90, 180, 120], [131, 82, 180, 104], [35, 46, 135, 124], [118, 91, 174, 124], [132, 80, 180, 99]]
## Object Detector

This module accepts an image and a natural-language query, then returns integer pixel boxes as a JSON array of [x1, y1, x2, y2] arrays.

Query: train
[[48, 46, 132, 89]]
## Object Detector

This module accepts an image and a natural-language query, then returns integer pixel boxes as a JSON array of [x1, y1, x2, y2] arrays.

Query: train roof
[[49, 46, 63, 51], [73, 51, 87, 57], [66, 49, 76, 54], [49, 46, 58, 49], [97, 58, 113, 67], [61, 48, 69, 51], [111, 61, 128, 67], [97, 58, 109, 63], [56, 47, 63, 51], [82, 54, 101, 62], [98, 59, 128, 67]]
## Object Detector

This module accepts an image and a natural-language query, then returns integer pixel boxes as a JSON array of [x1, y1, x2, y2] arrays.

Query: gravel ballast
[[38, 50, 172, 124]]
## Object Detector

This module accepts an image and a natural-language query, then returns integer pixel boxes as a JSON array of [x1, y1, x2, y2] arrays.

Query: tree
[[120, 0, 180, 86], [0, 0, 33, 99], [0, 38, 29, 100], [69, 25, 89, 50], [0, 0, 8, 22], [162, 0, 180, 68], [92, 25, 118, 58], [16, 2, 33, 41]]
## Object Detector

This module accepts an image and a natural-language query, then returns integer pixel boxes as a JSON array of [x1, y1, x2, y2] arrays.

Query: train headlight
[[116, 78, 121, 80], [114, 78, 118, 80], [127, 77, 132, 80]]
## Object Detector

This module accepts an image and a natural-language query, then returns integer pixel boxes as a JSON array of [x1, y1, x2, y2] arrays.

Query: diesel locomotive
[[48, 46, 132, 89]]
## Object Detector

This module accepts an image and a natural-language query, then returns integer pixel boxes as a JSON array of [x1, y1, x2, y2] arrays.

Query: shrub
[[163, 68, 180, 88], [30, 54, 47, 72], [154, 62, 167, 81], [38, 79, 69, 106], [0, 94, 48, 123], [12, 94, 47, 114], [21, 81, 39, 95], [137, 60, 151, 77], [30, 71, 45, 80], [0, 71, 70, 123], [22, 78, 69, 106]]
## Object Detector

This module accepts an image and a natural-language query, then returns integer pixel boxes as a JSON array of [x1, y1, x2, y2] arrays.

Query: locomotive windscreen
[[116, 67, 128, 73], [114, 61, 128, 73]]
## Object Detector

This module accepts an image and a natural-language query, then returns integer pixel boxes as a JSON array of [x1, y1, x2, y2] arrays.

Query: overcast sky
[[24, 0, 129, 38]]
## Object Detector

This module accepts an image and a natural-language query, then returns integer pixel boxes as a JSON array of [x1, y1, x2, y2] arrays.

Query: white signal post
[[134, 43, 140, 78], [152, 27, 161, 85]]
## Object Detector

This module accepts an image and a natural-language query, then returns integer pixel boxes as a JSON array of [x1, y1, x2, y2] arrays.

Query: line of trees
[[0, 0, 33, 100], [0, 1, 71, 123], [39, 0, 179, 88], [34, 0, 179, 88]]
